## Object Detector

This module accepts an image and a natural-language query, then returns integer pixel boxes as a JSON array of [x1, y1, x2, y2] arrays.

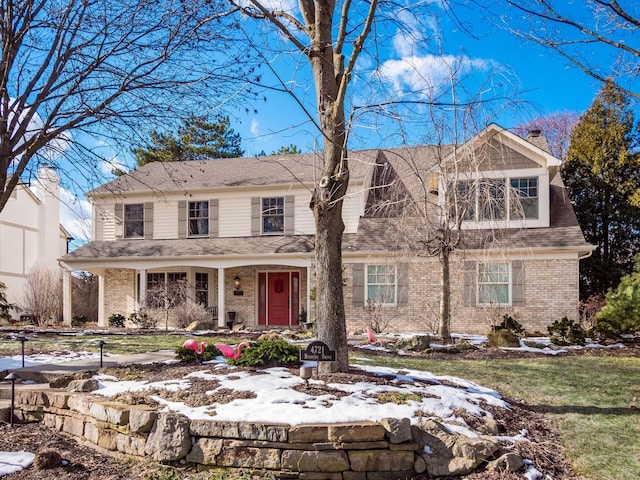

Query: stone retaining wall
[[13, 388, 423, 479]]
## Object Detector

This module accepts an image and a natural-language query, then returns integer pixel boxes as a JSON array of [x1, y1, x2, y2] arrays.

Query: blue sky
[[231, 2, 604, 156], [57, 1, 609, 245]]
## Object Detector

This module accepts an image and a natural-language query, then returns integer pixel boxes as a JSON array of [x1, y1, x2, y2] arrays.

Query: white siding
[[1, 185, 39, 229], [153, 200, 178, 239], [94, 203, 115, 241], [219, 197, 251, 237], [343, 183, 366, 234], [23, 230, 39, 273], [294, 195, 315, 235], [0, 224, 24, 274]]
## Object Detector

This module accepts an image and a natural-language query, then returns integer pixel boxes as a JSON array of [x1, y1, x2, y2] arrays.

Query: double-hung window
[[477, 263, 510, 305], [510, 177, 538, 219], [479, 179, 506, 221], [195, 272, 208, 307], [366, 264, 396, 305], [145, 272, 187, 308], [188, 201, 209, 237], [262, 197, 284, 234], [124, 204, 144, 238]]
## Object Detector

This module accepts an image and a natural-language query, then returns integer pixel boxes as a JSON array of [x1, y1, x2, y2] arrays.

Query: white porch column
[[98, 274, 106, 327], [306, 265, 312, 319], [62, 269, 72, 326], [138, 269, 147, 309], [217, 268, 226, 328]]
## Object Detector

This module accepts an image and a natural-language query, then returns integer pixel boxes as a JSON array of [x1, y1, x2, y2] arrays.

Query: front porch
[[61, 259, 313, 330]]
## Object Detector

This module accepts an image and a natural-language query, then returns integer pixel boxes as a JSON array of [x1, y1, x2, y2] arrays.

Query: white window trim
[[187, 200, 209, 238], [444, 169, 549, 229], [365, 264, 398, 307], [477, 262, 512, 306], [123, 203, 144, 239], [261, 196, 285, 235]]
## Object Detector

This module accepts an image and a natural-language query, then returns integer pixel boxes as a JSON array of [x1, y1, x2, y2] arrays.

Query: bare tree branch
[[0, 0, 247, 212]]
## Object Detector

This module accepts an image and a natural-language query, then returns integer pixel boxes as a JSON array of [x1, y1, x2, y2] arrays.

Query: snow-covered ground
[[0, 334, 630, 477]]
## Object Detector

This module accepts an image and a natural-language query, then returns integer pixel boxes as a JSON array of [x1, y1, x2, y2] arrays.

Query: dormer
[[439, 124, 561, 230]]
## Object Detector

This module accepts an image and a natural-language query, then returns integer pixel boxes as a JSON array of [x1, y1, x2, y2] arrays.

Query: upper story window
[[510, 177, 538, 219], [262, 197, 284, 234], [189, 201, 209, 237], [477, 263, 510, 305], [479, 179, 507, 221], [366, 264, 396, 305], [453, 177, 539, 223], [124, 204, 144, 238]]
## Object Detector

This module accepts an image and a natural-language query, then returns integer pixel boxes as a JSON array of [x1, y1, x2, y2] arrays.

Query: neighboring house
[[60, 124, 593, 334], [0, 166, 71, 321]]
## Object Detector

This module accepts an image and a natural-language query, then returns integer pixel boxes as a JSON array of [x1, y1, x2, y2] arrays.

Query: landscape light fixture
[[16, 336, 28, 368], [5, 372, 20, 425], [299, 366, 313, 389], [98, 340, 107, 368]]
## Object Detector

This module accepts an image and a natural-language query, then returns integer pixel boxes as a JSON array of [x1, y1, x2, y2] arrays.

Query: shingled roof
[[88, 149, 381, 196]]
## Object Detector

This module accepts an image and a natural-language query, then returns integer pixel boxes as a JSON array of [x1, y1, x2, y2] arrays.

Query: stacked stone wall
[[13, 389, 421, 479]]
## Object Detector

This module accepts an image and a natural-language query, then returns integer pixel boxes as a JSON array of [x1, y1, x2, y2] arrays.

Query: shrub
[[548, 317, 587, 345], [71, 315, 88, 327], [595, 256, 640, 337], [172, 301, 211, 329], [580, 294, 605, 332], [128, 310, 157, 329], [491, 313, 525, 336], [20, 264, 61, 325], [175, 343, 221, 363], [229, 339, 301, 367], [365, 297, 391, 333], [108, 313, 126, 328]]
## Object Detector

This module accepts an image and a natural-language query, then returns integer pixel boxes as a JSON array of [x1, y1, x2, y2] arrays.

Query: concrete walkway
[[1, 350, 177, 384]]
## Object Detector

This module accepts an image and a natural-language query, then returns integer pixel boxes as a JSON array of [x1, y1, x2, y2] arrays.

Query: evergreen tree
[[0, 281, 17, 322], [272, 144, 301, 155], [563, 83, 640, 299], [132, 114, 243, 167]]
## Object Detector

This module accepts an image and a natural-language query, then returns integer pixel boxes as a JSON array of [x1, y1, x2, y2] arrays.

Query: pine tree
[[132, 114, 243, 167], [0, 281, 17, 322], [563, 83, 640, 298]]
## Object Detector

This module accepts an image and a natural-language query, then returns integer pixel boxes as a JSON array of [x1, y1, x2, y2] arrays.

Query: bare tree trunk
[[314, 201, 349, 373], [308, 1, 350, 374], [438, 248, 453, 343]]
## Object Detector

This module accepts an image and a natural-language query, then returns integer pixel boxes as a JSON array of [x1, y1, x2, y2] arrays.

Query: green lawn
[[352, 352, 640, 480], [0, 333, 225, 356]]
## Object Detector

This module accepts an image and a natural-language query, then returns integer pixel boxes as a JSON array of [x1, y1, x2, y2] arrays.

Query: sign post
[[300, 341, 336, 362]]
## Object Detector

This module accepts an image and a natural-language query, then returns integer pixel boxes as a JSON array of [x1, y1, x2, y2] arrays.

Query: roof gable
[[443, 123, 561, 171]]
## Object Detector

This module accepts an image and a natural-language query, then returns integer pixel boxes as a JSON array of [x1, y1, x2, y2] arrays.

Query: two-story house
[[60, 124, 593, 334], [1, 166, 72, 321]]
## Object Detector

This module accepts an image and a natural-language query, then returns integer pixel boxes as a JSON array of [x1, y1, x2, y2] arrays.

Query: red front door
[[258, 271, 300, 326], [268, 272, 289, 325]]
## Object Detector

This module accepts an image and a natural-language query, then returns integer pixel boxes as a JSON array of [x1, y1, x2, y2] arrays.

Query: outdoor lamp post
[[5, 372, 20, 426], [98, 340, 106, 368], [16, 336, 28, 368]]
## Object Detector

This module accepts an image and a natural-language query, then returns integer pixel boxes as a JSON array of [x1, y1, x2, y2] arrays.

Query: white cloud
[[59, 187, 92, 246], [250, 118, 260, 136], [392, 10, 427, 58], [378, 54, 493, 96], [236, 0, 297, 12]]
